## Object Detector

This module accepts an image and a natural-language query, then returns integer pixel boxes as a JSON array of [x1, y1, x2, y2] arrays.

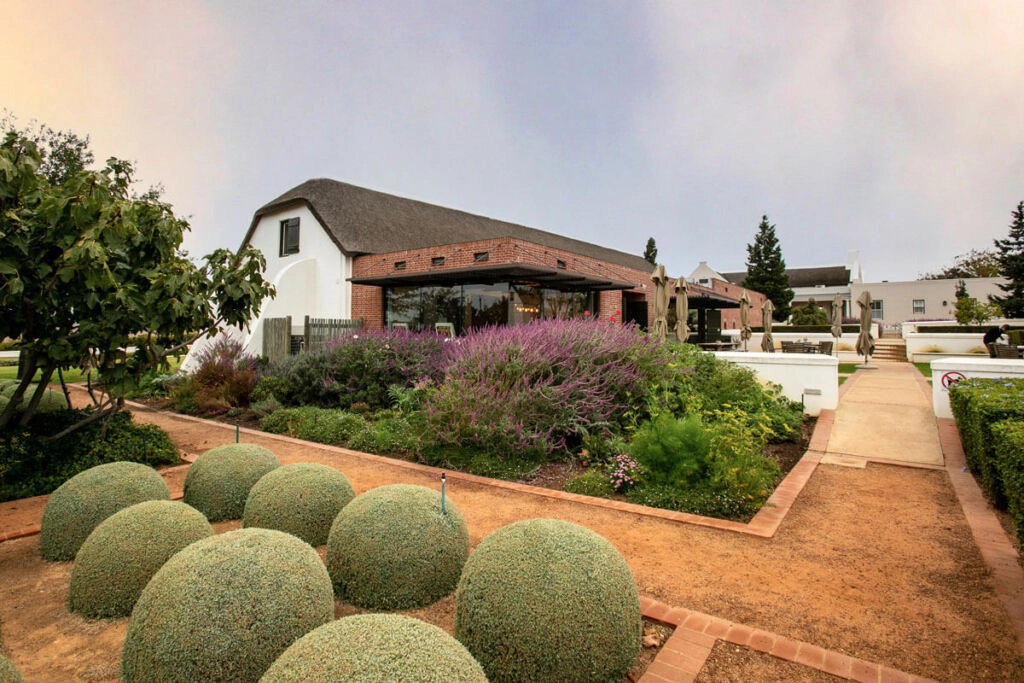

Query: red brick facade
[[707, 279, 767, 330]]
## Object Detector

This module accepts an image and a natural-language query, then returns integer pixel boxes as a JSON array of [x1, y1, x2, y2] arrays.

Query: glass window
[[510, 285, 542, 325], [279, 218, 300, 256], [912, 299, 925, 314], [871, 300, 884, 320], [463, 283, 509, 330]]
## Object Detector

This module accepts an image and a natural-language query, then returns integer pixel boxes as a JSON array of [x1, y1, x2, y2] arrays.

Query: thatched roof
[[244, 179, 653, 272], [721, 265, 852, 288]]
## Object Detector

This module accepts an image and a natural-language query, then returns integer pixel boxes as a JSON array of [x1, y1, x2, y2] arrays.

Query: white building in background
[[850, 277, 1008, 329]]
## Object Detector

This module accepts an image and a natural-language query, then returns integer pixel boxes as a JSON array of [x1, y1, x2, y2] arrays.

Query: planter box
[[712, 351, 839, 417], [932, 357, 1024, 418]]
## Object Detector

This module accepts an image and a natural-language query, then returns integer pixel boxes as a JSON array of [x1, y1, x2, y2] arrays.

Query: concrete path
[[825, 364, 944, 467]]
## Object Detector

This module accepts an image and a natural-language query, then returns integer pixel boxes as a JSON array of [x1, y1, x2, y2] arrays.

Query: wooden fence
[[262, 316, 364, 360]]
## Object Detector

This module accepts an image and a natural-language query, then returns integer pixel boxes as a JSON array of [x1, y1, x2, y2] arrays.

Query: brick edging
[[638, 597, 938, 683]]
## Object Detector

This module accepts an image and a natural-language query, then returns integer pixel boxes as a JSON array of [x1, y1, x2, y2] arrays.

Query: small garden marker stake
[[440, 473, 447, 516], [235, 423, 239, 443]]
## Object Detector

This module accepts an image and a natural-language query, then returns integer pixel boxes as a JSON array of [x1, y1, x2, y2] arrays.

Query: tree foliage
[[0, 125, 274, 430], [990, 201, 1024, 318], [954, 280, 1000, 324], [790, 298, 828, 326], [919, 248, 1001, 280], [643, 237, 658, 265], [742, 215, 793, 321]]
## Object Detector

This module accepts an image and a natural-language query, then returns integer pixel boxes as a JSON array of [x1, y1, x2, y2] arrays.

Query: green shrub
[[346, 414, 421, 454], [0, 409, 180, 503], [455, 518, 641, 682], [261, 407, 367, 445], [949, 378, 1024, 507], [564, 469, 615, 497], [261, 614, 487, 682], [39, 461, 170, 561], [121, 528, 333, 683], [418, 442, 547, 480], [626, 482, 763, 520], [182, 443, 281, 522], [993, 420, 1024, 546], [326, 484, 469, 610], [68, 500, 214, 618], [0, 653, 24, 683], [243, 463, 355, 547], [629, 414, 710, 488]]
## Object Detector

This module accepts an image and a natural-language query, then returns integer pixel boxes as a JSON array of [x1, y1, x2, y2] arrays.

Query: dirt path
[[2, 382, 1024, 681]]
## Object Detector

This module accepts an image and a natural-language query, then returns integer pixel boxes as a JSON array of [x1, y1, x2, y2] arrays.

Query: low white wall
[[905, 333, 989, 361], [931, 357, 1024, 418], [712, 351, 839, 416]]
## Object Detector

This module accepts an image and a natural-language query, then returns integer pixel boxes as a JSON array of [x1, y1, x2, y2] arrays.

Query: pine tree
[[742, 215, 794, 321], [990, 201, 1024, 317], [643, 237, 658, 265]]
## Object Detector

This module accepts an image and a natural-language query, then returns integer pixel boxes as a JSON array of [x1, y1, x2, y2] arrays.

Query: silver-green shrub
[[326, 484, 468, 609], [68, 500, 214, 618], [39, 461, 170, 561], [182, 443, 281, 521], [243, 462, 355, 546], [260, 614, 487, 683], [455, 518, 641, 682], [121, 528, 334, 683], [0, 653, 25, 683]]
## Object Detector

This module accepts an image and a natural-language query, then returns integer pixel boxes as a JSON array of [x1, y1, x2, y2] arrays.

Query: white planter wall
[[931, 357, 1024, 418], [712, 351, 839, 416]]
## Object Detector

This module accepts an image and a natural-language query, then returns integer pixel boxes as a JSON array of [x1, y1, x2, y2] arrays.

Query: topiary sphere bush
[[183, 443, 281, 521], [243, 462, 354, 546], [121, 528, 333, 683], [455, 518, 642, 683], [326, 483, 469, 610], [261, 614, 487, 683], [68, 500, 214, 618], [39, 461, 170, 561], [0, 653, 25, 683]]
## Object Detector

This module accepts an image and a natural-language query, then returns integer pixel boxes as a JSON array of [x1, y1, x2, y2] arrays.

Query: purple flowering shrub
[[424, 319, 669, 456], [272, 329, 447, 410]]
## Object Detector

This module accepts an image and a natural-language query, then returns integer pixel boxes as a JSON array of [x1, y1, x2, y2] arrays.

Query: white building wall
[[850, 277, 1008, 328]]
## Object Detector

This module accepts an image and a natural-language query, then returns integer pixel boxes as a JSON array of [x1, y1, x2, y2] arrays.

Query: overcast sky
[[4, 1, 1023, 282]]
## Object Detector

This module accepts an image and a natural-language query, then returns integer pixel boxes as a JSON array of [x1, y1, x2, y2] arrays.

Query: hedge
[[182, 443, 281, 521], [948, 378, 1024, 508], [992, 420, 1024, 547]]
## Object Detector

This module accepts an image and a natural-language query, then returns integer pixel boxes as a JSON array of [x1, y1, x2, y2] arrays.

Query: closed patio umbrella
[[674, 277, 690, 343], [760, 299, 775, 352], [831, 294, 843, 355], [650, 264, 669, 342], [856, 290, 876, 363], [739, 291, 752, 351]]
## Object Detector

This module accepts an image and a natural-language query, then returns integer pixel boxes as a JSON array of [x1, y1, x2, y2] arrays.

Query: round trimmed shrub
[[455, 518, 641, 682], [183, 443, 281, 521], [261, 614, 487, 682], [243, 462, 354, 546], [0, 654, 25, 683], [39, 461, 170, 561], [68, 500, 214, 618], [121, 528, 333, 683], [326, 484, 468, 610]]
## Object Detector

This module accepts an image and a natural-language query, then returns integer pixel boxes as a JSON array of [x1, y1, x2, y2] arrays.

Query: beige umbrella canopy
[[831, 294, 843, 353], [760, 299, 775, 352], [856, 290, 876, 362], [674, 277, 689, 343], [650, 265, 669, 342], [739, 291, 752, 351]]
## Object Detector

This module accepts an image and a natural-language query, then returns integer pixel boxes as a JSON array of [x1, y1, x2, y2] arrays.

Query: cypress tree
[[742, 215, 794, 321], [990, 201, 1024, 318], [643, 237, 658, 265]]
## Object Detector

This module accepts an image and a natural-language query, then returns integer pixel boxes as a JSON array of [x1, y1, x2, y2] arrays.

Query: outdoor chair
[[780, 341, 797, 353], [817, 341, 833, 355], [993, 343, 1022, 360]]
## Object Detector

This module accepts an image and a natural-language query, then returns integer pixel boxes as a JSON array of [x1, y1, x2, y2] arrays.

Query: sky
[[3, 0, 1023, 283]]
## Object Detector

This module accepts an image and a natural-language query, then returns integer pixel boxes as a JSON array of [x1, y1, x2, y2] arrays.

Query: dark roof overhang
[[349, 263, 639, 291], [680, 290, 741, 309]]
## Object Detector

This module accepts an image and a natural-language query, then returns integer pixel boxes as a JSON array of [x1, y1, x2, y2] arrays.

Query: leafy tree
[[643, 237, 658, 265], [954, 279, 1000, 324], [990, 201, 1024, 317], [918, 248, 1001, 280], [742, 215, 793, 321], [790, 298, 828, 325], [0, 127, 274, 432], [1, 111, 94, 185]]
